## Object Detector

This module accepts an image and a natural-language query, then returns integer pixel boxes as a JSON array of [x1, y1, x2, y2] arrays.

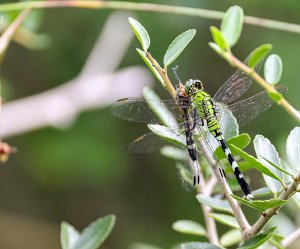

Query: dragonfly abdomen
[[217, 134, 253, 199]]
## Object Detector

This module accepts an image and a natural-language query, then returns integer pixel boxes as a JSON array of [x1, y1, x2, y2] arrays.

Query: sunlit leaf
[[210, 26, 228, 50], [160, 146, 189, 161], [254, 135, 283, 194], [231, 145, 285, 187], [164, 29, 196, 67], [286, 127, 300, 171], [172, 220, 206, 236], [215, 133, 250, 160], [220, 229, 242, 247], [148, 124, 186, 148], [220, 5, 244, 47], [209, 213, 239, 229], [137, 49, 164, 84], [208, 42, 223, 56], [196, 194, 233, 214], [264, 54, 283, 85], [251, 187, 276, 198], [128, 17, 150, 51], [61, 222, 80, 249], [71, 215, 116, 249], [238, 227, 277, 249], [247, 44, 272, 68], [231, 194, 286, 211]]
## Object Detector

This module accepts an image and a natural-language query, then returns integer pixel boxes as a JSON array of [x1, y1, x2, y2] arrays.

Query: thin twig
[[281, 227, 300, 248], [220, 51, 300, 123], [245, 171, 300, 239], [0, 8, 32, 65], [196, 168, 219, 245], [1, 1, 300, 35], [197, 133, 251, 237]]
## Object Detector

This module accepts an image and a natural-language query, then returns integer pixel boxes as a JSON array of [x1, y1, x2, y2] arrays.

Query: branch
[[1, 1, 300, 35], [196, 166, 219, 245], [196, 132, 251, 237], [281, 227, 300, 248], [245, 171, 300, 239], [0, 8, 32, 64], [219, 51, 300, 123], [0, 11, 154, 138]]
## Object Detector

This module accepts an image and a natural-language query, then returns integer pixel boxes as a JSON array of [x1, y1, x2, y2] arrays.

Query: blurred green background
[[1, 0, 300, 248]]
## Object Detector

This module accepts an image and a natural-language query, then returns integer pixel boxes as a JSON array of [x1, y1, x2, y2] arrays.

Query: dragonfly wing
[[213, 51, 263, 104], [127, 132, 169, 154], [110, 98, 182, 126], [228, 85, 287, 127]]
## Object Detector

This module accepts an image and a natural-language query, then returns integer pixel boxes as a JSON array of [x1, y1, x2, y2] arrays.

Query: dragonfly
[[111, 53, 287, 197]]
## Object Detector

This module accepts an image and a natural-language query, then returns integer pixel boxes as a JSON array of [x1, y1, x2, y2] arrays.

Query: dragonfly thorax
[[185, 79, 203, 96]]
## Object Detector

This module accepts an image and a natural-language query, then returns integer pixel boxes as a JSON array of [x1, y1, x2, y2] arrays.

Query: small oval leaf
[[163, 29, 196, 67], [172, 220, 206, 236], [209, 213, 239, 229], [248, 44, 272, 68], [61, 222, 80, 249], [196, 194, 233, 214], [264, 54, 283, 85], [220, 5, 244, 47], [72, 215, 116, 249], [148, 124, 186, 148], [238, 227, 277, 249], [253, 135, 283, 194], [137, 49, 164, 84], [210, 26, 228, 50], [208, 42, 223, 56], [220, 229, 242, 247], [286, 127, 300, 171], [128, 17, 150, 51]]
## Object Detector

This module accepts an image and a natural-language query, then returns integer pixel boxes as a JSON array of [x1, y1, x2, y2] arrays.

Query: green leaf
[[264, 54, 283, 85], [181, 242, 222, 249], [251, 187, 276, 198], [231, 145, 285, 187], [196, 194, 233, 214], [247, 44, 272, 68], [143, 87, 177, 128], [148, 124, 186, 148], [71, 215, 116, 249], [61, 222, 80, 249], [128, 17, 150, 51], [231, 194, 287, 211], [209, 213, 239, 229], [238, 227, 277, 249], [220, 5, 244, 47], [172, 220, 206, 236], [286, 127, 300, 171], [137, 49, 164, 84], [261, 156, 294, 178], [160, 146, 189, 161], [219, 104, 239, 140], [176, 162, 194, 190], [210, 26, 228, 50], [254, 135, 283, 194], [130, 243, 162, 249], [163, 29, 196, 67], [268, 91, 283, 102], [208, 42, 223, 56], [220, 229, 242, 247], [215, 133, 251, 160]]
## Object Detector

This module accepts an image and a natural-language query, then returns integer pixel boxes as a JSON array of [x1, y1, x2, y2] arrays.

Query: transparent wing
[[110, 98, 182, 126], [127, 132, 195, 192], [227, 85, 287, 127], [213, 51, 263, 104]]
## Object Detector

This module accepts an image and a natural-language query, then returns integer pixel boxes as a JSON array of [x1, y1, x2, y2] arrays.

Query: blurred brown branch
[[1, 1, 300, 34], [0, 11, 154, 138]]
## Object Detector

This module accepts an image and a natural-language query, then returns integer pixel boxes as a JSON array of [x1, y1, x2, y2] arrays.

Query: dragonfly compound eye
[[194, 80, 203, 90]]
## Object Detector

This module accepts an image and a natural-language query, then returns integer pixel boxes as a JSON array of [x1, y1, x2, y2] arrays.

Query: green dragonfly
[[111, 54, 286, 197]]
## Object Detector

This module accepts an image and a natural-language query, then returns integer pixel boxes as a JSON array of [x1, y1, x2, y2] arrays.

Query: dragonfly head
[[185, 79, 203, 96]]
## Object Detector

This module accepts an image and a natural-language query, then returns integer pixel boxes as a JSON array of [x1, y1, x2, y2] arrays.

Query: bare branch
[[0, 11, 153, 138]]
